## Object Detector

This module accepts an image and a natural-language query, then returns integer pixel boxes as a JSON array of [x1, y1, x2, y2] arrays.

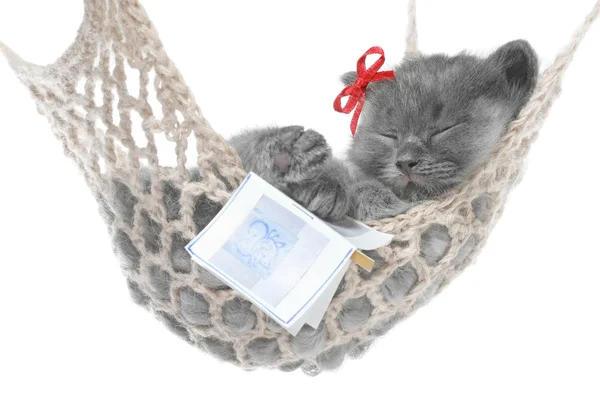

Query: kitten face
[[346, 40, 539, 201]]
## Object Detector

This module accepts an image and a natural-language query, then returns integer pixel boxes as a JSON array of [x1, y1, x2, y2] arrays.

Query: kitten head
[[344, 40, 538, 201]]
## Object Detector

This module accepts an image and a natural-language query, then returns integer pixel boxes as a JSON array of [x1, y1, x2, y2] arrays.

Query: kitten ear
[[341, 71, 358, 86], [489, 40, 539, 100]]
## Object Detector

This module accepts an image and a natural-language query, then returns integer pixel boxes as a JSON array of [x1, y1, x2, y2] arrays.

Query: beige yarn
[[1, 0, 598, 373], [405, 0, 419, 55]]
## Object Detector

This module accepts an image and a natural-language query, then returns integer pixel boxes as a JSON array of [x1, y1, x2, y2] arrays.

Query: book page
[[186, 173, 355, 334]]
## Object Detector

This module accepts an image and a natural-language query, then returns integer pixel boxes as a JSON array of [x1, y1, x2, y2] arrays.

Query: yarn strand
[[405, 0, 419, 54]]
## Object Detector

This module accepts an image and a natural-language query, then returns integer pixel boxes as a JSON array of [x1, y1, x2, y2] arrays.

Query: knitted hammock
[[1, 0, 598, 375]]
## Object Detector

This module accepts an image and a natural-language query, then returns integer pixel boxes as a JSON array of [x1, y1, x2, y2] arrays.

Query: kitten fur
[[230, 40, 538, 223]]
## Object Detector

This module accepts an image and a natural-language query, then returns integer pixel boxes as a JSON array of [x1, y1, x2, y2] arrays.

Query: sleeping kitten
[[230, 40, 539, 222]]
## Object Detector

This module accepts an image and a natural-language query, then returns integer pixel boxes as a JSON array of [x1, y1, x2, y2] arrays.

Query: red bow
[[333, 46, 396, 136]]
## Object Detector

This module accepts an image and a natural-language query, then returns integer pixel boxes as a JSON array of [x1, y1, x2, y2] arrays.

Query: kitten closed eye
[[379, 131, 399, 140], [431, 123, 461, 138]]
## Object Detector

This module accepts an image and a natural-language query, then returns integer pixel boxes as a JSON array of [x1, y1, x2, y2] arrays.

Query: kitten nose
[[396, 160, 419, 175]]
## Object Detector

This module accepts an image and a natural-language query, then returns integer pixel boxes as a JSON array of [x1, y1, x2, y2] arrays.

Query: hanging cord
[[507, 0, 600, 145], [0, 40, 32, 73], [545, 0, 600, 81], [405, 0, 419, 54]]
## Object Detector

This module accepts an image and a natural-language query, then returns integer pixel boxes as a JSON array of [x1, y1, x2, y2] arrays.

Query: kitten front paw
[[289, 174, 350, 221], [271, 126, 331, 183], [350, 182, 414, 221]]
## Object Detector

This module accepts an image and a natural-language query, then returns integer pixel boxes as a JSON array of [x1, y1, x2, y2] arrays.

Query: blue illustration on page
[[223, 209, 298, 279]]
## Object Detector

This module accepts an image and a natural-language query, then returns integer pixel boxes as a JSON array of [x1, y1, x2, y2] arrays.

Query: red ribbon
[[333, 46, 396, 136]]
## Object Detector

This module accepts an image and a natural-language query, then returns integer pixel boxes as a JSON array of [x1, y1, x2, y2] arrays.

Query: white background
[[0, 1, 599, 399]]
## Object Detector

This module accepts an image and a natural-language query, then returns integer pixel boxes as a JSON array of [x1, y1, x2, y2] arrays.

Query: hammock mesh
[[1, 0, 598, 375]]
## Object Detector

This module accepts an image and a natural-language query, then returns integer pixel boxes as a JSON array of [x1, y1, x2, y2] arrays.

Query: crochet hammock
[[1, 0, 598, 375]]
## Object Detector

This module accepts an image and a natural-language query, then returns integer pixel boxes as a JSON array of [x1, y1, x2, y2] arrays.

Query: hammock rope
[[405, 0, 419, 54], [1, 0, 598, 374]]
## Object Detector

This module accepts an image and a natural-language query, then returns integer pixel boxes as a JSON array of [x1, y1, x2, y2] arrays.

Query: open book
[[186, 172, 392, 335]]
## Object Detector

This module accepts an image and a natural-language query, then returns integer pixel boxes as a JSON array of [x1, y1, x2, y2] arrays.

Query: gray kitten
[[230, 40, 539, 222]]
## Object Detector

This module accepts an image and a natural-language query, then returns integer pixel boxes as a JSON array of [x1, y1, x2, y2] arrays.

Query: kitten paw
[[290, 174, 350, 221], [350, 182, 414, 221], [271, 126, 331, 183]]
